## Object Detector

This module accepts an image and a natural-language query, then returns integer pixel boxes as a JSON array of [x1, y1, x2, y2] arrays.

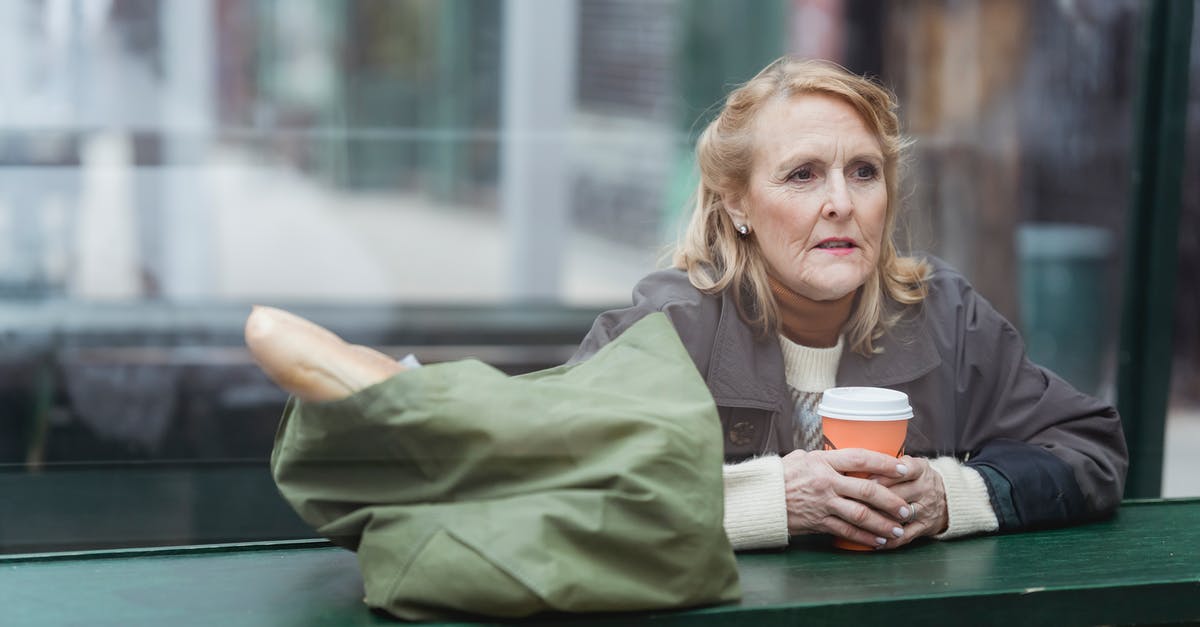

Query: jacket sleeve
[[569, 271, 715, 376], [569, 303, 652, 365], [946, 274, 1128, 531]]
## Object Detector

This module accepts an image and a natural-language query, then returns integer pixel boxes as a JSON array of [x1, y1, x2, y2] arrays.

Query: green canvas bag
[[270, 313, 741, 620]]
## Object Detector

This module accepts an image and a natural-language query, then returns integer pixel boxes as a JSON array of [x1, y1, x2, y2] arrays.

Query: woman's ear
[[723, 194, 750, 229]]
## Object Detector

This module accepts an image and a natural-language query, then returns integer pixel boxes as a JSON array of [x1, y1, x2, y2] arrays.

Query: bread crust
[[244, 306, 404, 402]]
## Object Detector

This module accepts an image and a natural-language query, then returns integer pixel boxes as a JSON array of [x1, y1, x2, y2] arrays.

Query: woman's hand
[[781, 449, 912, 549], [872, 455, 949, 548]]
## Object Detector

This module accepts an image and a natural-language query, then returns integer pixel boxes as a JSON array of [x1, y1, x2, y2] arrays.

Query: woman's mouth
[[815, 239, 857, 255]]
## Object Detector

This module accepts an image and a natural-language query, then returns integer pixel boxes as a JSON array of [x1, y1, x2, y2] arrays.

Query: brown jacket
[[570, 257, 1128, 531]]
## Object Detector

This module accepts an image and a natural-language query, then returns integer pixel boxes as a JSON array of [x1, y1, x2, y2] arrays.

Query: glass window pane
[[3, 0, 1186, 553]]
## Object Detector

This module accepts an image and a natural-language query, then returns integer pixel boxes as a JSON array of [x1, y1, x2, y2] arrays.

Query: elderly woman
[[249, 57, 1127, 562], [569, 57, 1127, 550]]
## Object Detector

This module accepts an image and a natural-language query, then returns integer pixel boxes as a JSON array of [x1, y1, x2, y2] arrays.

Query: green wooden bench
[[3, 499, 1197, 626]]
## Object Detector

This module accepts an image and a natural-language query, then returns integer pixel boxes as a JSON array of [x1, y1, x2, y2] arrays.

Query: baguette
[[244, 305, 405, 402]]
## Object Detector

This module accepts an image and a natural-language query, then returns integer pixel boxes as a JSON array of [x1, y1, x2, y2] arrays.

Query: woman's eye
[[789, 167, 814, 182], [853, 164, 879, 180]]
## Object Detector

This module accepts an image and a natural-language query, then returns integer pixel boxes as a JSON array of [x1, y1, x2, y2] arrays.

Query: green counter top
[[3, 499, 1198, 626]]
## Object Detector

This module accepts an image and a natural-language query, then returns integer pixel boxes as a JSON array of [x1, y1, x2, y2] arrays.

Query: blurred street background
[[0, 0, 1197, 552]]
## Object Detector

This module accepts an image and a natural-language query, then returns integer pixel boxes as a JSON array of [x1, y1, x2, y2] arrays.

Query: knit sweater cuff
[[722, 456, 789, 550], [928, 457, 999, 540]]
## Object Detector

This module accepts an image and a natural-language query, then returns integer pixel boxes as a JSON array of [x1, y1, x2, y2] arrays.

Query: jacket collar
[[705, 289, 942, 410], [836, 305, 942, 387], [705, 289, 788, 412]]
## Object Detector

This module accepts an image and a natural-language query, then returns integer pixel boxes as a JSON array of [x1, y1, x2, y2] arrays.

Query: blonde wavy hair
[[673, 57, 930, 355]]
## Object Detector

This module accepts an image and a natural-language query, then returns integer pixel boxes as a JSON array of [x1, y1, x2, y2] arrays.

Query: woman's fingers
[[786, 498, 901, 549], [782, 450, 909, 545], [880, 506, 941, 549], [832, 472, 910, 526], [875, 457, 950, 549], [872, 454, 922, 492], [822, 448, 909, 479], [825, 492, 906, 544], [817, 514, 892, 549], [881, 456, 937, 504], [815, 449, 911, 519]]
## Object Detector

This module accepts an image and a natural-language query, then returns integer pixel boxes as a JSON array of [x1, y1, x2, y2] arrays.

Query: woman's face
[[727, 93, 888, 301]]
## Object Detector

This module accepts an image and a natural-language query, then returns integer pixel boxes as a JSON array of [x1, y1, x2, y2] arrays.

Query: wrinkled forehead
[[749, 92, 884, 164]]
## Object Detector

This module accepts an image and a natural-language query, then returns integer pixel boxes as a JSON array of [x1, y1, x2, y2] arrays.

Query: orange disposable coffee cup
[[817, 387, 912, 551]]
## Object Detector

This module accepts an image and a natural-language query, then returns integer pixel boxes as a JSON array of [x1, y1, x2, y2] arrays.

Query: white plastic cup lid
[[817, 387, 913, 421]]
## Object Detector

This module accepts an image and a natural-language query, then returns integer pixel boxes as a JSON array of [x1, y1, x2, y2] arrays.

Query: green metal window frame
[[1117, 0, 1194, 498]]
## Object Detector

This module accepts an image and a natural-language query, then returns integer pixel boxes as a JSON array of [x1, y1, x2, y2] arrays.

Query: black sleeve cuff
[[965, 439, 1090, 531]]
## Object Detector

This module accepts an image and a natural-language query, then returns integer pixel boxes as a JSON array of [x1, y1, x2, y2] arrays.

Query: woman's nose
[[823, 172, 854, 219]]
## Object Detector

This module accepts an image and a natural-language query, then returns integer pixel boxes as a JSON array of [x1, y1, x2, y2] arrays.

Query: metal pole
[[1116, 0, 1194, 498], [159, 0, 217, 299], [500, 0, 578, 301]]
